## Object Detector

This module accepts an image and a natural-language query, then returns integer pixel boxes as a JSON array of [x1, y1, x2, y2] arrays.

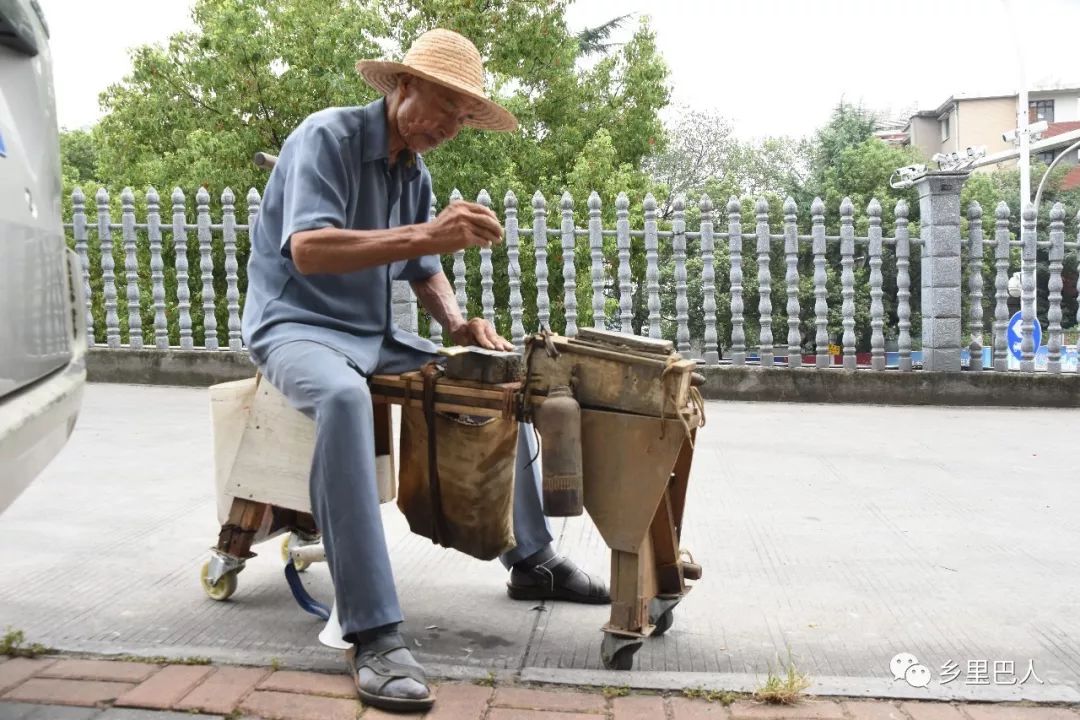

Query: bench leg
[[201, 498, 271, 601], [600, 434, 699, 670]]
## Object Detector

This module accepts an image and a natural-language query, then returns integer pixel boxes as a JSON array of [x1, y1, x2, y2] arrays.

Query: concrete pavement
[[1, 384, 1078, 706]]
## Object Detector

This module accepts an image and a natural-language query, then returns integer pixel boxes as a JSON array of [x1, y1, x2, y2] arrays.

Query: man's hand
[[450, 317, 514, 351], [425, 201, 503, 253]]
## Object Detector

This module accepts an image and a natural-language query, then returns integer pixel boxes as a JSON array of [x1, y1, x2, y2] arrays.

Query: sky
[[42, 0, 1080, 141]]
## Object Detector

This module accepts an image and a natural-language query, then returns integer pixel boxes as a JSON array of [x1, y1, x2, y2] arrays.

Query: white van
[[0, 0, 87, 509]]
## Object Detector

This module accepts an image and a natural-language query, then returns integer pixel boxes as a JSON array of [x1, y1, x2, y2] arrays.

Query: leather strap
[[420, 362, 450, 546]]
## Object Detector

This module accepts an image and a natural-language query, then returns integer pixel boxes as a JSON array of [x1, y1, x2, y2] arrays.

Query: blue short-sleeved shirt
[[241, 98, 443, 373]]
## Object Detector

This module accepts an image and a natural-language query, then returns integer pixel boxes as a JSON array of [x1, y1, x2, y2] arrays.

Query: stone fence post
[[915, 170, 969, 372], [392, 281, 418, 334]]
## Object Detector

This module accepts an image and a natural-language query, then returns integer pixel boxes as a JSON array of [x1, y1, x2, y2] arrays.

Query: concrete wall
[[88, 348, 257, 387], [956, 97, 1016, 157], [908, 116, 940, 160], [87, 349, 1080, 408], [698, 365, 1080, 408]]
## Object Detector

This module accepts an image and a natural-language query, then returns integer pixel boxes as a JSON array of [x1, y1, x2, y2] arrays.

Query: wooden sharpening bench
[[205, 328, 705, 670]]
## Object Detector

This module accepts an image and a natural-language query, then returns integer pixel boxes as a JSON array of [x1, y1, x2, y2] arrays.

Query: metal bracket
[[205, 550, 246, 585]]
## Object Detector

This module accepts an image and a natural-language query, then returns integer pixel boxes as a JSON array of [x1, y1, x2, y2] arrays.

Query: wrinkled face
[[393, 75, 478, 154]]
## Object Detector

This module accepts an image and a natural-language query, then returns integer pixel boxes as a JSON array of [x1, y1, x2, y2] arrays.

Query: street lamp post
[[1001, 0, 1035, 321]]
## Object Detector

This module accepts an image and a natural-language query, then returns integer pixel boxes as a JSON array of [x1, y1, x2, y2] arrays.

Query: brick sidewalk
[[1, 656, 1078, 719]]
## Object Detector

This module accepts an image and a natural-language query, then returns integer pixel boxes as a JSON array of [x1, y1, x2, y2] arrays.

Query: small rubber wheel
[[652, 608, 675, 637], [200, 560, 238, 601], [605, 644, 638, 671], [601, 634, 641, 671], [281, 534, 310, 572]]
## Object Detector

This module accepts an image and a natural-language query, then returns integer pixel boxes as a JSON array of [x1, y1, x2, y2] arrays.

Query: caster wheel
[[600, 634, 642, 671], [200, 560, 238, 601], [281, 534, 311, 572], [651, 608, 674, 637]]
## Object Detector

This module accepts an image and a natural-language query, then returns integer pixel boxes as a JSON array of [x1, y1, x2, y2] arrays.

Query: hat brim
[[355, 60, 518, 132]]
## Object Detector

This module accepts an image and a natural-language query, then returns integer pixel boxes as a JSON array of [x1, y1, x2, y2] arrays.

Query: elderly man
[[241, 29, 607, 713]]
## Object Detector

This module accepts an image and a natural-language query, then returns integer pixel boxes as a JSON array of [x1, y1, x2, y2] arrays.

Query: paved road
[[3, 384, 1078, 702]]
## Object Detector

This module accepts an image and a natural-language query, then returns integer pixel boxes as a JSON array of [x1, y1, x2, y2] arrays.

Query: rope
[[659, 356, 705, 449]]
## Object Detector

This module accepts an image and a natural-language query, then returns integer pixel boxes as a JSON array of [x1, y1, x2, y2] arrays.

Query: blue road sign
[[1007, 311, 1042, 361]]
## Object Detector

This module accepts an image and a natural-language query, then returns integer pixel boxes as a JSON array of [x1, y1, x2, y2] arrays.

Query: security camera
[[1003, 129, 1018, 143], [932, 152, 949, 164], [889, 164, 927, 189], [1029, 120, 1049, 135]]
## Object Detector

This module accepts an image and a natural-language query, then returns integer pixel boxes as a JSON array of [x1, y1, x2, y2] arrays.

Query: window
[[1029, 99, 1055, 123], [940, 115, 950, 141], [1036, 150, 1057, 165]]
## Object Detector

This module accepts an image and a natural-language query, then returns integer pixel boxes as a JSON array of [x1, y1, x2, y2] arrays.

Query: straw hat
[[356, 29, 517, 132]]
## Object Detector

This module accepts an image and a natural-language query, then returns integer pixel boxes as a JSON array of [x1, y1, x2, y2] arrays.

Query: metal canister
[[533, 385, 584, 516]]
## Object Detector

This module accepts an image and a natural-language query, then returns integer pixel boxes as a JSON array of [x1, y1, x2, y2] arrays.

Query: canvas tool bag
[[396, 363, 519, 560]]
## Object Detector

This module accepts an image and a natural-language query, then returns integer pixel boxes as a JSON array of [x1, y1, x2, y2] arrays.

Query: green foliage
[[60, 128, 100, 184], [0, 628, 53, 658]]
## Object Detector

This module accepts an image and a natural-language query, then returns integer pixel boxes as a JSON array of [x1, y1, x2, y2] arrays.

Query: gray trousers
[[260, 339, 553, 639]]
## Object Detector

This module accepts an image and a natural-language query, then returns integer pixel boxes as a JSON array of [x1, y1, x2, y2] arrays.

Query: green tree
[[575, 13, 633, 56], [60, 129, 101, 185]]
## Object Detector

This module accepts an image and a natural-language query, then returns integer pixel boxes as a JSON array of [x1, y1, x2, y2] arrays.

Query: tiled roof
[[1061, 164, 1080, 190], [1045, 121, 1080, 138]]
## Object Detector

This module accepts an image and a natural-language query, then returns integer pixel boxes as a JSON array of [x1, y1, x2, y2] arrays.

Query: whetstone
[[440, 346, 525, 384]]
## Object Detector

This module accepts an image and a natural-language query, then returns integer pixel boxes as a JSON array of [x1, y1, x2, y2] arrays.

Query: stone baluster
[[784, 196, 801, 367], [589, 192, 605, 330], [147, 187, 168, 349], [840, 197, 856, 370], [72, 188, 95, 346], [700, 194, 719, 364], [728, 196, 745, 364], [173, 188, 193, 350], [533, 191, 550, 331], [427, 193, 442, 345], [967, 202, 985, 371], [477, 189, 496, 326], [246, 187, 262, 346], [222, 188, 242, 351], [1020, 202, 1036, 372], [505, 191, 524, 350], [993, 202, 1011, 372], [868, 199, 884, 371], [616, 193, 633, 334], [561, 192, 578, 336], [121, 188, 143, 348], [673, 195, 690, 353], [812, 197, 829, 368], [756, 198, 773, 367], [449, 189, 468, 316], [1076, 209, 1080, 373], [196, 187, 218, 350], [1047, 203, 1065, 373], [895, 200, 912, 372], [644, 193, 661, 339], [97, 188, 120, 348]]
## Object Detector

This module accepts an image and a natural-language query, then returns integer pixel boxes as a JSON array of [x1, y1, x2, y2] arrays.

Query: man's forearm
[[291, 224, 440, 275], [411, 272, 465, 334]]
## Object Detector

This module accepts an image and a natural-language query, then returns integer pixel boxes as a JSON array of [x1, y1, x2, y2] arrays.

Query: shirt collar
[[364, 97, 422, 182]]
